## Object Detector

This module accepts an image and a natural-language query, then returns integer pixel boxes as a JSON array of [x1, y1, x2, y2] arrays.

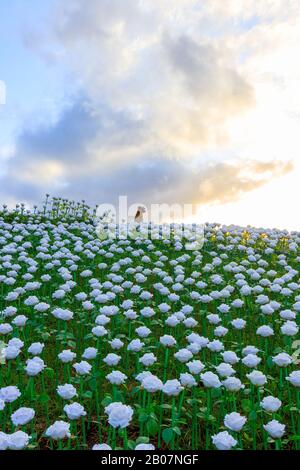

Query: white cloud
[[1, 0, 299, 228]]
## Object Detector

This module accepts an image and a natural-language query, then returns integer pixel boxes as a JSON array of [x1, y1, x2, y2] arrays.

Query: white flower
[[0, 399, 5, 411], [166, 315, 180, 327], [215, 363, 235, 378], [212, 431, 237, 450], [256, 295, 269, 305], [135, 443, 155, 450], [218, 303, 231, 313], [272, 353, 292, 367], [263, 420, 285, 439], [92, 326, 108, 337], [183, 317, 197, 328], [73, 361, 92, 375], [57, 384, 77, 400], [242, 345, 259, 356], [105, 402, 133, 428], [127, 339, 144, 352], [121, 300, 134, 310], [231, 299, 244, 308], [2, 306, 17, 318], [0, 386, 21, 403], [106, 370, 127, 385], [11, 407, 35, 426], [242, 354, 261, 368], [180, 373, 197, 388], [3, 346, 20, 360], [24, 296, 39, 306], [46, 421, 71, 440], [187, 360, 204, 374], [246, 370, 267, 386], [136, 371, 153, 383], [222, 377, 244, 391], [142, 375, 163, 393], [256, 325, 274, 337], [261, 304, 274, 315], [139, 353, 157, 367], [103, 353, 121, 366], [222, 351, 239, 365], [214, 326, 228, 337], [92, 443, 112, 450], [280, 310, 296, 320], [200, 372, 222, 388], [124, 309, 138, 320], [8, 338, 24, 349], [174, 348, 193, 363], [160, 335, 176, 347], [64, 402, 86, 420], [9, 431, 30, 450], [158, 303, 171, 313], [224, 412, 247, 432], [162, 379, 183, 396], [0, 432, 9, 450], [187, 342, 202, 354], [25, 357, 45, 376], [260, 396, 282, 412], [141, 307, 155, 318], [58, 349, 76, 363], [109, 338, 124, 350], [95, 315, 110, 326], [286, 371, 300, 387], [281, 321, 299, 336], [0, 323, 13, 335], [231, 318, 246, 329], [207, 314, 221, 325], [82, 347, 98, 360], [28, 342, 45, 355], [34, 302, 50, 312], [52, 308, 73, 321], [135, 326, 151, 338], [207, 340, 224, 352], [12, 315, 27, 327]]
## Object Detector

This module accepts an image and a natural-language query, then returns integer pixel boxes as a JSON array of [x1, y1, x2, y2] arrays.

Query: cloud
[[0, 94, 292, 209], [1, 0, 298, 225], [29, 0, 255, 159]]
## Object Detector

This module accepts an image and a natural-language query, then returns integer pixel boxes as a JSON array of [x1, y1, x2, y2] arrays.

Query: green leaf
[[266, 356, 274, 368], [172, 426, 181, 436], [44, 367, 55, 379], [127, 440, 136, 450], [37, 393, 50, 404], [147, 418, 159, 436], [248, 410, 257, 421], [101, 395, 112, 407], [88, 378, 98, 391], [241, 399, 252, 413], [136, 436, 150, 445], [160, 404, 172, 410], [138, 412, 149, 424], [162, 428, 174, 444], [211, 388, 222, 398]]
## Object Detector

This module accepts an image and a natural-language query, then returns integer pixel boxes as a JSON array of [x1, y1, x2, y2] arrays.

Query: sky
[[0, 0, 300, 230]]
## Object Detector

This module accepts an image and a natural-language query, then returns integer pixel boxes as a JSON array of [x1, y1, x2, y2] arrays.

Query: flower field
[[0, 200, 299, 451]]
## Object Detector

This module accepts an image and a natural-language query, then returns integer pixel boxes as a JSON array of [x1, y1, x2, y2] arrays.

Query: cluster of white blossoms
[[0, 203, 299, 450]]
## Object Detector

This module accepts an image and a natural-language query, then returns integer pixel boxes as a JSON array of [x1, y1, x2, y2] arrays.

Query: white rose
[[212, 431, 237, 450]]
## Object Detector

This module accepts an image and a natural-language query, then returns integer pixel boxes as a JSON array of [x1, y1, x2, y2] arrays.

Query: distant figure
[[134, 206, 146, 223]]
